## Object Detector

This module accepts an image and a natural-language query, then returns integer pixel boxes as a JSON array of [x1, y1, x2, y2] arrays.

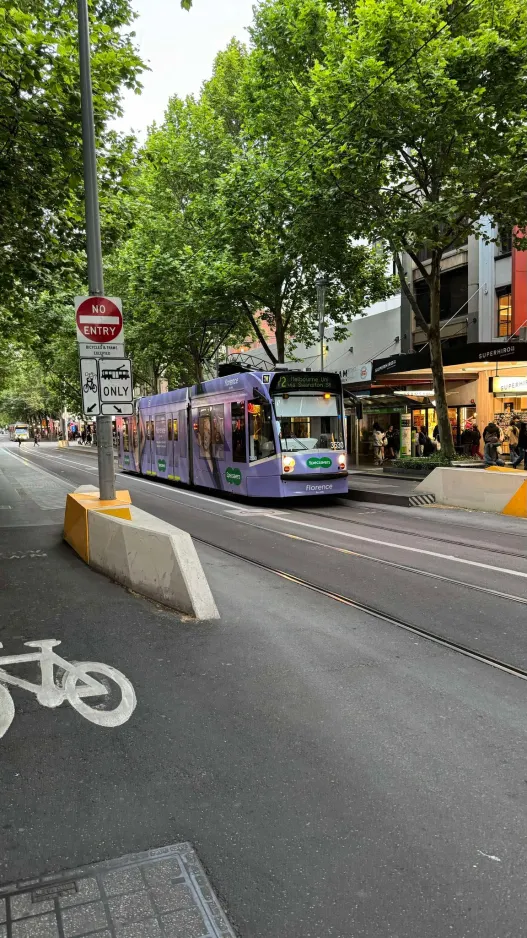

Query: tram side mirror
[[253, 388, 268, 402]]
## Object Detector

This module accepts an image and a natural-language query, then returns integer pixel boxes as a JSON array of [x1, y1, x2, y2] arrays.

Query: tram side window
[[231, 402, 246, 462], [248, 401, 275, 461], [198, 407, 212, 458], [212, 405, 224, 459], [122, 420, 130, 452]]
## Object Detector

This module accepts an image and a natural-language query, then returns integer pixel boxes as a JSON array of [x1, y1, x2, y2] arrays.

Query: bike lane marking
[[0, 641, 136, 739]]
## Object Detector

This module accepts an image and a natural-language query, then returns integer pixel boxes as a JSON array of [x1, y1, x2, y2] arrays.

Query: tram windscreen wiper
[[284, 434, 309, 451]]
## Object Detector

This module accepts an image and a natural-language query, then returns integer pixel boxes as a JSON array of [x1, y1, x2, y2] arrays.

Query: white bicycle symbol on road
[[0, 640, 136, 739]]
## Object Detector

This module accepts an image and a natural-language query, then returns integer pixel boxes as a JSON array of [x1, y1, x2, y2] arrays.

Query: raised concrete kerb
[[416, 467, 527, 516], [87, 505, 220, 620]]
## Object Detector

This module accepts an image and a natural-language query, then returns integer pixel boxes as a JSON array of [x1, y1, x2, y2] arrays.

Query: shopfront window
[[497, 289, 512, 337]]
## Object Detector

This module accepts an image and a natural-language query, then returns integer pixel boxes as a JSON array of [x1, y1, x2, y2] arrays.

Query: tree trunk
[[274, 309, 286, 363], [428, 254, 455, 459]]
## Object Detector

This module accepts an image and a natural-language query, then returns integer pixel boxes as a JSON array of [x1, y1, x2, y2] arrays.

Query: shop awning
[[372, 341, 527, 379]]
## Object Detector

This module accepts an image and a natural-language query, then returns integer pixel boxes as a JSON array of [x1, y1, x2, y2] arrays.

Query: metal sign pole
[[76, 0, 115, 500]]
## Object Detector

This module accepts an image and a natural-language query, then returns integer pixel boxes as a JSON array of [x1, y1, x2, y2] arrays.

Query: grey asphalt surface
[[2, 441, 527, 937]]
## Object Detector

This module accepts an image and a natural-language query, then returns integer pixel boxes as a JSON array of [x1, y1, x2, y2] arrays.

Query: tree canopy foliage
[[246, 0, 527, 455], [0, 0, 142, 315]]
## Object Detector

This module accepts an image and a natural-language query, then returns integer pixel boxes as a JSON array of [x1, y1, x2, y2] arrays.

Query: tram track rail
[[303, 507, 527, 560], [9, 446, 527, 606], [195, 536, 527, 683]]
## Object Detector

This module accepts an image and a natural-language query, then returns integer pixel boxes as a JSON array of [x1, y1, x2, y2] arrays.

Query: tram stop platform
[[346, 470, 436, 508]]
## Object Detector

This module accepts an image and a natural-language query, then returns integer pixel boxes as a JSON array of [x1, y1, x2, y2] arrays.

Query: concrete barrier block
[[87, 506, 219, 620], [63, 488, 132, 563], [416, 467, 527, 514]]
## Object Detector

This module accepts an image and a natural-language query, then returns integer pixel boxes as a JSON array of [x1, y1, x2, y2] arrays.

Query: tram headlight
[[338, 454, 347, 470], [283, 456, 296, 473]]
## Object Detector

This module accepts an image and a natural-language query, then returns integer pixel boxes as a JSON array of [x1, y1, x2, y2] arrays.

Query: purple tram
[[116, 369, 349, 499]]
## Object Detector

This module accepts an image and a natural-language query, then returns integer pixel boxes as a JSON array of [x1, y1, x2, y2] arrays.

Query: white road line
[[274, 515, 527, 580], [17, 448, 527, 580]]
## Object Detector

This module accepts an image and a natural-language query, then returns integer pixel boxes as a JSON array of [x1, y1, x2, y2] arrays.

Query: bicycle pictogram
[[83, 373, 98, 393], [0, 640, 136, 739]]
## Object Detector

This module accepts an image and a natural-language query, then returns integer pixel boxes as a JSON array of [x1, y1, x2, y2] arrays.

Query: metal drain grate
[[0, 843, 236, 937]]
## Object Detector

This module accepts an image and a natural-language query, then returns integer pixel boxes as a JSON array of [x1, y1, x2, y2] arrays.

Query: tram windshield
[[273, 392, 344, 452]]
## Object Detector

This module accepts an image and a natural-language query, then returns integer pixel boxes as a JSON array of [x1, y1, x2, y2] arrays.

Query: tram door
[[144, 416, 155, 474], [168, 413, 179, 479]]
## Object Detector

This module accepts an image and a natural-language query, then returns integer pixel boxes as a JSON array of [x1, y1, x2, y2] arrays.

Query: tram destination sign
[[271, 372, 341, 392]]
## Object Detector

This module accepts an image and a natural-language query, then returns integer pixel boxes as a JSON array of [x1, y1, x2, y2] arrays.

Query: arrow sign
[[79, 359, 101, 416], [101, 402, 133, 416]]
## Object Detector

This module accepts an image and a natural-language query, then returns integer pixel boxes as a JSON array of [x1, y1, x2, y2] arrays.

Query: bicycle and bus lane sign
[[80, 359, 101, 416]]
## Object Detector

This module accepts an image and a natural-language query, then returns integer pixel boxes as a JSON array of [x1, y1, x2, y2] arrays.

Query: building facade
[[238, 226, 527, 460]]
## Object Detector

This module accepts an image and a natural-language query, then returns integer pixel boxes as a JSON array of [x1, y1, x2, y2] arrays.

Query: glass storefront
[[409, 405, 476, 447]]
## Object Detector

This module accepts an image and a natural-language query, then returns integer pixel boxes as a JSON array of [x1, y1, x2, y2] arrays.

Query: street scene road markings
[[0, 843, 237, 938], [0, 640, 136, 739]]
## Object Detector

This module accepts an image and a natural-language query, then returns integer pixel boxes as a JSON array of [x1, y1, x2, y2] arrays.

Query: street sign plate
[[99, 358, 133, 405], [75, 296, 123, 345], [78, 341, 124, 360], [80, 360, 101, 416], [101, 402, 134, 415]]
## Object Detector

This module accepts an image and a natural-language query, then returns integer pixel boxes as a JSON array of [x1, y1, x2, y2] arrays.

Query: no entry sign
[[75, 296, 123, 345]]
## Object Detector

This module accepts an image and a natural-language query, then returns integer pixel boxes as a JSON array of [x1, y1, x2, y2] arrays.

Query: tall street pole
[[76, 0, 116, 500], [316, 274, 328, 373]]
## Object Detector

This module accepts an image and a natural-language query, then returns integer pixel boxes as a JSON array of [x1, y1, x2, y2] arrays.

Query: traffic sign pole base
[[63, 488, 132, 564]]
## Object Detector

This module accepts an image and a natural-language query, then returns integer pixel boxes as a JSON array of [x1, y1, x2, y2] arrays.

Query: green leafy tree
[[0, 0, 143, 311], [249, 0, 527, 456]]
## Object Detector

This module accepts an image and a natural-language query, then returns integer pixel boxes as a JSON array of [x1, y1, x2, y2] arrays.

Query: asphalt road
[[2, 440, 527, 937]]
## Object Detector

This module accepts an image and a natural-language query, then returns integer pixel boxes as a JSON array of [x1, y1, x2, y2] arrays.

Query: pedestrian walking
[[385, 425, 400, 459], [470, 424, 482, 459], [17, 436, 22, 448], [460, 425, 473, 456], [417, 427, 426, 457], [372, 422, 386, 465], [507, 420, 519, 463], [422, 430, 436, 457], [512, 421, 527, 470], [33, 429, 40, 446]]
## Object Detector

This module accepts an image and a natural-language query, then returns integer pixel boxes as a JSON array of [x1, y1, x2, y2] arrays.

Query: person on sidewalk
[[507, 420, 520, 463], [460, 424, 473, 456], [418, 427, 427, 457], [33, 430, 40, 446], [385, 425, 399, 460], [470, 424, 482, 459], [512, 422, 527, 470], [484, 429, 505, 467], [372, 423, 386, 465]]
